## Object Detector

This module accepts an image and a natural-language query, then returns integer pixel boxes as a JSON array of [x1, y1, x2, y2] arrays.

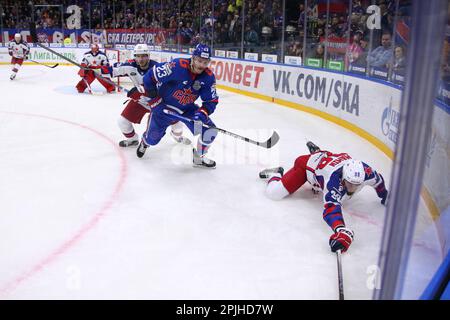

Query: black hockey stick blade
[[258, 130, 279, 149], [29, 59, 59, 68], [163, 108, 280, 149]]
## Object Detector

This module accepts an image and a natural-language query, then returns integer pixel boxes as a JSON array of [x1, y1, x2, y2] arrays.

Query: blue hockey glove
[[193, 108, 208, 124], [380, 189, 388, 205]]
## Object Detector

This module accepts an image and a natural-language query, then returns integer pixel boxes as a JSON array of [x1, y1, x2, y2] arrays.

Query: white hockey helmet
[[133, 44, 150, 57], [342, 159, 365, 185], [14, 33, 22, 41]]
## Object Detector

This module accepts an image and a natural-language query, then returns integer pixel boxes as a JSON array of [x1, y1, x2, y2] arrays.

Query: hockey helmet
[[14, 33, 22, 41], [133, 44, 150, 57], [342, 159, 365, 185], [192, 43, 212, 60]]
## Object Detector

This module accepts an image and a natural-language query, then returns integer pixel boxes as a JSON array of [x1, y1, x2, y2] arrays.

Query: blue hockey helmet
[[192, 43, 212, 59]]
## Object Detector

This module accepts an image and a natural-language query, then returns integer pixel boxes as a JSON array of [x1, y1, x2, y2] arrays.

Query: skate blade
[[119, 140, 139, 147], [192, 163, 216, 169]]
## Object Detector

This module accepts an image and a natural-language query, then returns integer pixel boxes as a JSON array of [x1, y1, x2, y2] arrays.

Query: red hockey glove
[[78, 68, 86, 77], [329, 227, 354, 253], [127, 86, 142, 100], [100, 65, 110, 75]]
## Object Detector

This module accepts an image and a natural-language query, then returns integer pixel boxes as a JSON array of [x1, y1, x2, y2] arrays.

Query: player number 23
[[156, 65, 170, 78]]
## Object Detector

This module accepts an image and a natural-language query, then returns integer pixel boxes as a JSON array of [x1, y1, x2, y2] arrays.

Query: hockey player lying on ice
[[259, 141, 389, 253]]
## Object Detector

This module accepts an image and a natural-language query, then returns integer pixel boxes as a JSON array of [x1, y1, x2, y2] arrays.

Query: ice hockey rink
[[0, 64, 443, 300]]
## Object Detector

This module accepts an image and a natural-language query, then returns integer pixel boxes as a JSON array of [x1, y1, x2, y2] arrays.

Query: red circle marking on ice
[[0, 111, 128, 297]]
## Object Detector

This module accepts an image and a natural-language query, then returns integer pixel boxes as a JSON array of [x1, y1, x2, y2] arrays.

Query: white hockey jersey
[[305, 151, 387, 230], [108, 59, 157, 92], [8, 40, 30, 59], [80, 50, 110, 68]]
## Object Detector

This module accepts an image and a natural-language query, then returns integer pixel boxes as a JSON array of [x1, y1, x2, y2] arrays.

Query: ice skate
[[192, 148, 216, 169], [259, 167, 284, 179], [119, 139, 139, 147], [136, 139, 148, 158], [306, 141, 320, 154], [10, 73, 16, 80]]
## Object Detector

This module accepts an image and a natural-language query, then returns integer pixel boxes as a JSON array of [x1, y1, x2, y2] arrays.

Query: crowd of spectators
[[1, 0, 412, 76]]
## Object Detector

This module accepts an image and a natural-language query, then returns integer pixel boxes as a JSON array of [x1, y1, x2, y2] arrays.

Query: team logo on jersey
[[173, 88, 198, 105], [193, 80, 201, 91]]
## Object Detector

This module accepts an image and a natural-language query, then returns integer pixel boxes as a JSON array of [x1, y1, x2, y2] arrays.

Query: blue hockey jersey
[[143, 58, 219, 114]]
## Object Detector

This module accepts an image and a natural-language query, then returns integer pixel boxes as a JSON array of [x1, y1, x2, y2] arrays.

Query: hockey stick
[[29, 23, 129, 94], [82, 78, 93, 95], [336, 250, 345, 300], [28, 59, 59, 68], [163, 109, 280, 149]]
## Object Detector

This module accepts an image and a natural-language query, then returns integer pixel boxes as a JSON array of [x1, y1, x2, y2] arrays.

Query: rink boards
[[0, 45, 448, 253]]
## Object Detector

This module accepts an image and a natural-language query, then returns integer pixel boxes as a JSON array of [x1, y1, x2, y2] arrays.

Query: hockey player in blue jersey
[[105, 44, 190, 147], [137, 43, 219, 168], [259, 141, 389, 254]]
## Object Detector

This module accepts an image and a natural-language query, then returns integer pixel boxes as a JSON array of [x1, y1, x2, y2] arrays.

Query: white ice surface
[[0, 65, 442, 299]]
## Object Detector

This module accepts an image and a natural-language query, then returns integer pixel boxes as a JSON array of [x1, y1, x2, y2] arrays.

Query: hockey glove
[[138, 95, 162, 110], [127, 86, 142, 100], [329, 227, 354, 253], [193, 108, 209, 124], [78, 68, 86, 77], [376, 174, 389, 205]]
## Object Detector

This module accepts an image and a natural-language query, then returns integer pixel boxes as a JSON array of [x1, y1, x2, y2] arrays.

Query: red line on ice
[[0, 111, 128, 297]]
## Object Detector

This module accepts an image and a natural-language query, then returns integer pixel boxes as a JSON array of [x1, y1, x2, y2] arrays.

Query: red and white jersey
[[80, 50, 110, 68], [8, 40, 30, 59]]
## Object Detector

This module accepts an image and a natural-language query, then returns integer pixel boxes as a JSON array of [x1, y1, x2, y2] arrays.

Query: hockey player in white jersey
[[259, 141, 389, 254], [8, 33, 30, 80], [76, 43, 115, 94], [107, 44, 190, 147]]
